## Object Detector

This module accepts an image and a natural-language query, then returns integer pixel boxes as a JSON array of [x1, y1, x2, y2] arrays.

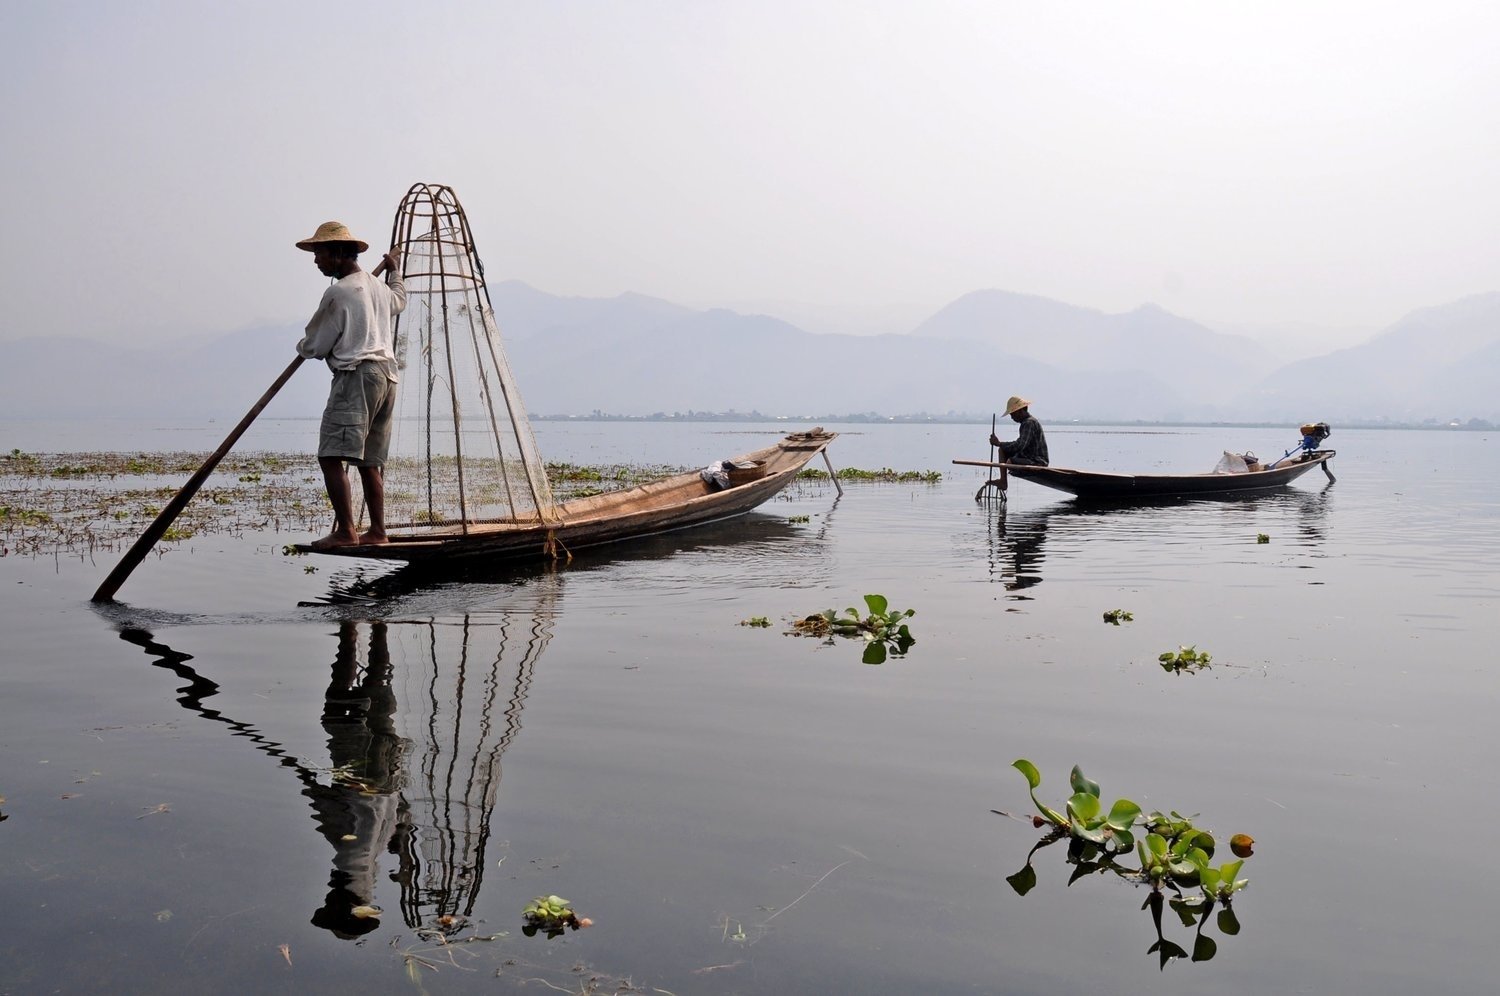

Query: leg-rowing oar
[[979, 414, 996, 502], [92, 260, 391, 602], [976, 413, 1006, 503], [91, 355, 306, 602]]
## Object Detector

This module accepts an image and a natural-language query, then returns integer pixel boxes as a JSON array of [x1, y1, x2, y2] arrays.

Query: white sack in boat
[[1214, 451, 1250, 474]]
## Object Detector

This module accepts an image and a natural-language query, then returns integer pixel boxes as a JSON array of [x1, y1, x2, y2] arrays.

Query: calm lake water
[[2, 420, 1496, 994]]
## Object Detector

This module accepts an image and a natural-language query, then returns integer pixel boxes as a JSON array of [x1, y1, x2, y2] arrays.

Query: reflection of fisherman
[[995, 506, 1046, 591], [989, 395, 1049, 466], [307, 620, 408, 939]]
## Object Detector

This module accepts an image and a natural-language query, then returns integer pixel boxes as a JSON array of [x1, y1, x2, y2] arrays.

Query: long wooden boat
[[992, 449, 1336, 500], [294, 428, 837, 563]]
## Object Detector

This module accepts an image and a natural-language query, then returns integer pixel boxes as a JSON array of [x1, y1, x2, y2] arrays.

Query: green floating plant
[[521, 894, 590, 938], [1194, 857, 1249, 903], [1002, 765, 1255, 969], [790, 594, 916, 664], [739, 616, 771, 628], [1102, 609, 1134, 625], [1256, 533, 1270, 544], [1158, 646, 1212, 674], [1010, 760, 1141, 851], [1008, 764, 1251, 898]]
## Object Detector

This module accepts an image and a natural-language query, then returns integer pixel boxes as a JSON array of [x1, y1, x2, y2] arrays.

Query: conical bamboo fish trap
[[377, 183, 557, 534]]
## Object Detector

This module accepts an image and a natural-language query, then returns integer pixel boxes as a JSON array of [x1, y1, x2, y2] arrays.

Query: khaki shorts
[[319, 362, 396, 467]]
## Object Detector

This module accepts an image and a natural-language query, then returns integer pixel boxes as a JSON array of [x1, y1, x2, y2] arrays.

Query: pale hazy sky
[[3, 1, 1496, 348]]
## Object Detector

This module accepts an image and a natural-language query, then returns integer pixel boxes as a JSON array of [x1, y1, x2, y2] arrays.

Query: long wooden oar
[[92, 260, 390, 603], [91, 355, 306, 602]]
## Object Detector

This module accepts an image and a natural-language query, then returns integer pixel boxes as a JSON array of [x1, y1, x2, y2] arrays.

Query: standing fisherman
[[990, 395, 1049, 466], [295, 222, 406, 549]]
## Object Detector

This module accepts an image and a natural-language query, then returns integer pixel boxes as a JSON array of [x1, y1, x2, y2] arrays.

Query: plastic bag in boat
[[1214, 451, 1249, 474]]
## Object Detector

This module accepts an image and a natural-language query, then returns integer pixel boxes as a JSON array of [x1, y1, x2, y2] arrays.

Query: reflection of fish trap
[[376, 183, 558, 535], [390, 594, 557, 928]]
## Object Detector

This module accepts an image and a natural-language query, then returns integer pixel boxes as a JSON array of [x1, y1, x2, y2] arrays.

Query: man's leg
[[356, 465, 388, 544], [355, 371, 395, 545], [313, 456, 361, 549]]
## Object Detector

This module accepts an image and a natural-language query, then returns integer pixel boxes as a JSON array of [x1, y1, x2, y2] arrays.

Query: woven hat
[[1004, 395, 1032, 416], [295, 221, 369, 253]]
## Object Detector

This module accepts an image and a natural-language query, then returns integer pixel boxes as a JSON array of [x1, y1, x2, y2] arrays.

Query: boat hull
[[1002, 450, 1335, 500], [295, 429, 837, 563]]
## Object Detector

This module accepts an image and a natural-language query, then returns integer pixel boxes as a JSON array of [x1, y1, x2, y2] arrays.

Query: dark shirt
[[1000, 415, 1049, 466]]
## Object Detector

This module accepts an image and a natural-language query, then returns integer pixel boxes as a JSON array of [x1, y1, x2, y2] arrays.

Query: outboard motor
[[1298, 422, 1332, 453], [1267, 422, 1334, 470]]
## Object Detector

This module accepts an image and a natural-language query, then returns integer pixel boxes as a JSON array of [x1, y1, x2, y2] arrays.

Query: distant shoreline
[[3, 414, 1492, 431], [528, 413, 1495, 431]]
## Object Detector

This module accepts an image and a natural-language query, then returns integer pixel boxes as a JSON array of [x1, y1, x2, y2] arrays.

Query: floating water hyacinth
[[522, 895, 592, 937]]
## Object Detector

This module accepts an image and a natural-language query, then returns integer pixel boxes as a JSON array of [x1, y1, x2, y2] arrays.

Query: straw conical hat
[[296, 221, 369, 253], [1004, 395, 1032, 415]]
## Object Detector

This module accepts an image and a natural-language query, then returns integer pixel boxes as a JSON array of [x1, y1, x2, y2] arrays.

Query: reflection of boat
[[313, 502, 833, 604], [968, 484, 1332, 591], [1001, 450, 1335, 500], [297, 428, 837, 563]]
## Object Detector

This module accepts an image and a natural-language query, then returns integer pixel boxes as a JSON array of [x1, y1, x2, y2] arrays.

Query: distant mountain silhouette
[[492, 286, 1187, 419], [1234, 292, 1500, 422], [489, 280, 694, 343], [912, 289, 1276, 387], [0, 329, 326, 420], [2, 284, 1496, 424]]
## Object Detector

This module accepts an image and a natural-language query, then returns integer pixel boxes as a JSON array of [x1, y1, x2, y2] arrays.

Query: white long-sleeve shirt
[[297, 269, 407, 380]]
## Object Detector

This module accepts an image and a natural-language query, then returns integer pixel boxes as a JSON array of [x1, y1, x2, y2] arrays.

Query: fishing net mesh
[[376, 183, 557, 532]]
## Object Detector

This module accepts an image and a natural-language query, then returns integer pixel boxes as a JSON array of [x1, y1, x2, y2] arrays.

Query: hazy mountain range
[[4, 283, 1497, 424]]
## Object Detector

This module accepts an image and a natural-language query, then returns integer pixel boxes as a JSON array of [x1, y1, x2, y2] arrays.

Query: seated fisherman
[[990, 395, 1049, 466]]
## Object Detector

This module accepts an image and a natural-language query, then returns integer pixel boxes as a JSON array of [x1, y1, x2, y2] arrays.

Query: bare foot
[[310, 530, 360, 551], [358, 530, 390, 546]]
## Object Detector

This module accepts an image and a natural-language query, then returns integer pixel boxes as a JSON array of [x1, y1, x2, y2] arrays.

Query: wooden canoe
[[994, 450, 1335, 499], [295, 428, 837, 563]]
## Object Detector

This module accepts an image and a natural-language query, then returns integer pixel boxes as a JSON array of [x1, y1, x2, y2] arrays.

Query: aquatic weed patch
[[797, 466, 942, 484], [545, 461, 683, 489], [0, 452, 330, 557], [1158, 645, 1212, 674], [998, 760, 1255, 968], [788, 593, 916, 664], [0, 452, 760, 557], [521, 894, 593, 937]]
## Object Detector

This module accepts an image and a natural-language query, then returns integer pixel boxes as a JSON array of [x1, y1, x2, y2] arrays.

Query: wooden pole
[[92, 259, 390, 603], [822, 450, 843, 497], [90, 356, 304, 602]]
